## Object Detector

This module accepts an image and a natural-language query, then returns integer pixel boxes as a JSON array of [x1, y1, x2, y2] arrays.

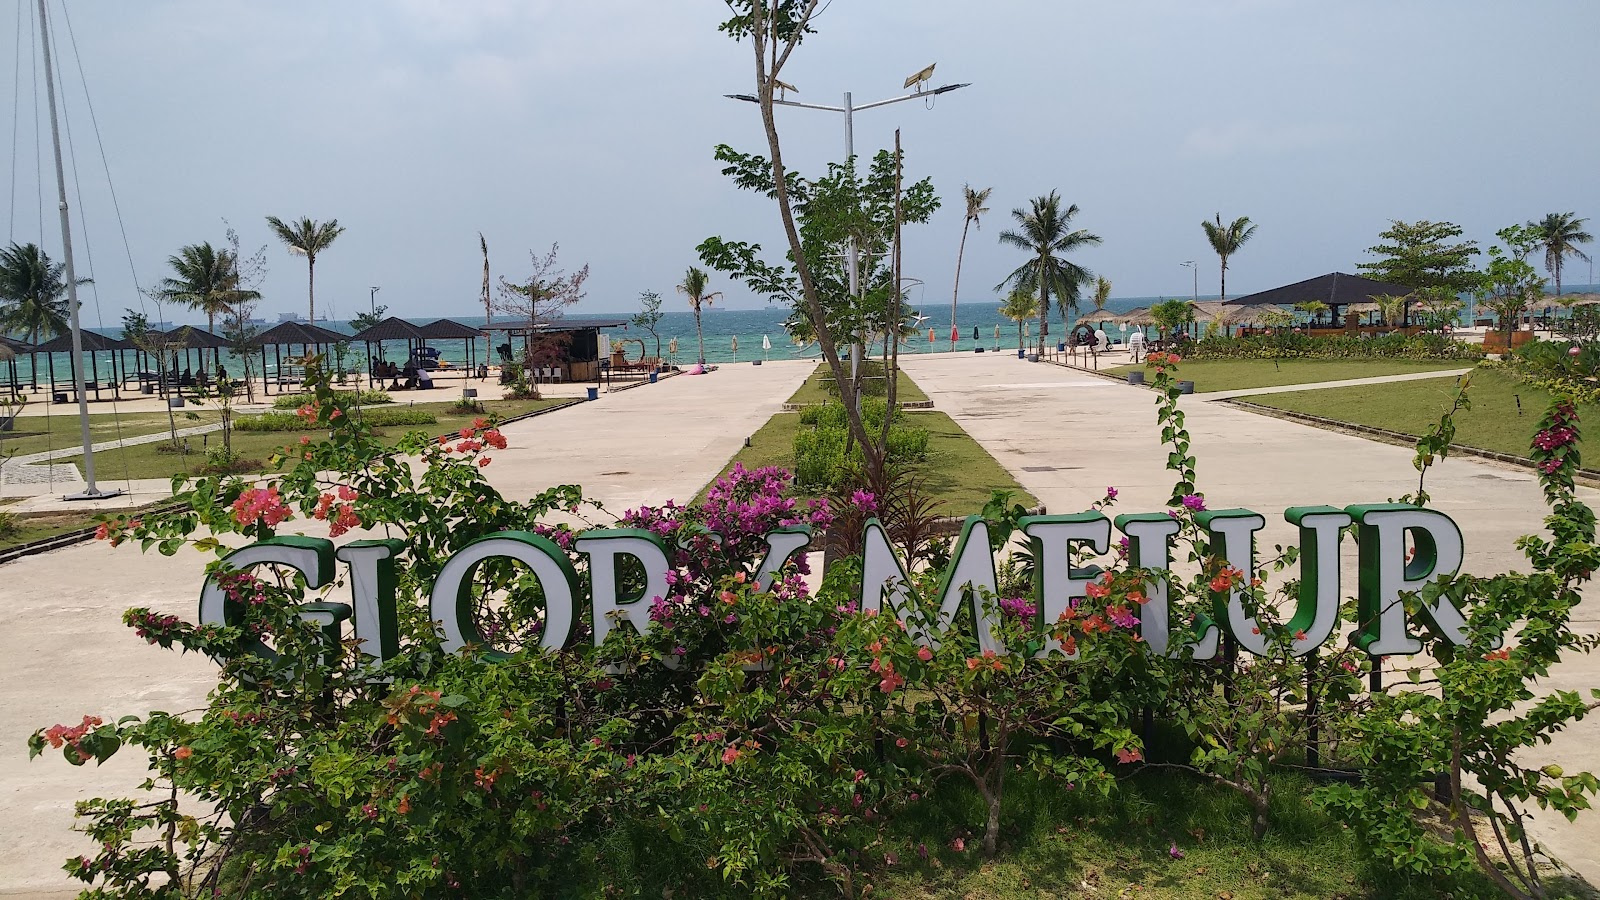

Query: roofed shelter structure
[[249, 321, 347, 395], [1224, 272, 1416, 334], [141, 326, 232, 399], [1, 335, 31, 398], [418, 319, 485, 380], [33, 330, 135, 403], [484, 319, 625, 386]]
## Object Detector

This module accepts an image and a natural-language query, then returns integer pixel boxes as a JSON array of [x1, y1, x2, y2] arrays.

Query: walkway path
[[897, 353, 1600, 885], [1200, 367, 1473, 401], [0, 359, 813, 897]]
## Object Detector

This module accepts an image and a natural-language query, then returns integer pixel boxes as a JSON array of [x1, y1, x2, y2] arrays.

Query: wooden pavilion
[[249, 321, 347, 395], [33, 330, 135, 403], [1223, 272, 1417, 335]]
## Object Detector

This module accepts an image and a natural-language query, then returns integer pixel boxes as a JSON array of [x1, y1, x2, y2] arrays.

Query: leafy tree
[[495, 244, 590, 400], [0, 241, 81, 344], [122, 309, 187, 447], [1531, 211, 1592, 297], [697, 136, 940, 483], [998, 287, 1037, 351], [677, 267, 720, 365], [631, 289, 665, 360], [996, 191, 1101, 353], [1150, 298, 1195, 336], [711, 0, 898, 490], [1357, 219, 1480, 294], [265, 216, 345, 323], [949, 184, 992, 340], [1478, 225, 1546, 351], [348, 304, 388, 334], [1200, 213, 1257, 301], [155, 242, 259, 333]]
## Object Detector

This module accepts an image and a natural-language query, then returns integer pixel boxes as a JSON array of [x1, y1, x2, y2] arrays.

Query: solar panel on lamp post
[[725, 72, 969, 382]]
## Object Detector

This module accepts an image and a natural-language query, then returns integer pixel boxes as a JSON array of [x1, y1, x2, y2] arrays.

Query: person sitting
[[416, 367, 433, 389], [401, 359, 418, 390]]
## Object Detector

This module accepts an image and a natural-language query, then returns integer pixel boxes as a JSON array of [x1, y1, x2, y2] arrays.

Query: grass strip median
[[1107, 358, 1469, 394]]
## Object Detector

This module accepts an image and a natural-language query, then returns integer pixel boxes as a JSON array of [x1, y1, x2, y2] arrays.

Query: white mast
[[36, 0, 115, 498]]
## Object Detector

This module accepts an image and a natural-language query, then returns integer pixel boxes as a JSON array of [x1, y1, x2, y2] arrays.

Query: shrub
[[235, 408, 437, 432], [271, 389, 390, 410], [1187, 331, 1483, 361], [793, 401, 928, 492]]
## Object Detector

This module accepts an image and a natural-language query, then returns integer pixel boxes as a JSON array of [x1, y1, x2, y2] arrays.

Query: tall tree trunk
[[1037, 273, 1050, 355], [694, 305, 705, 364], [951, 218, 971, 344], [307, 255, 316, 323], [1219, 256, 1228, 302], [749, 0, 882, 487]]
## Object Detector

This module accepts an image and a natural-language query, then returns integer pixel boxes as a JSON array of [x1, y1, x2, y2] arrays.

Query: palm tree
[[1531, 212, 1593, 296], [265, 216, 345, 323], [997, 192, 1102, 353], [998, 288, 1038, 352], [1092, 275, 1112, 315], [0, 242, 76, 344], [1200, 214, 1258, 301], [677, 266, 722, 364], [155, 243, 260, 333], [949, 184, 992, 342]]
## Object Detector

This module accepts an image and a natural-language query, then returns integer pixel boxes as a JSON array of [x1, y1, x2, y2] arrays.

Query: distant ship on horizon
[[276, 312, 328, 323]]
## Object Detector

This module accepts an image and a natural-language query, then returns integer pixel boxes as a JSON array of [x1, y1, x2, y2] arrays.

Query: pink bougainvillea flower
[[916, 646, 933, 662], [1168, 843, 1185, 860], [1116, 747, 1143, 764], [949, 837, 966, 852], [1181, 494, 1206, 512], [721, 745, 740, 764]]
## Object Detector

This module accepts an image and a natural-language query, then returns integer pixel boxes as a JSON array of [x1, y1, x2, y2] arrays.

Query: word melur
[[201, 503, 1468, 666]]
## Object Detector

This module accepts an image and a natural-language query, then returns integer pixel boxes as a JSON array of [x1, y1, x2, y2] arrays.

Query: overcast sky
[[4, 1, 1597, 324]]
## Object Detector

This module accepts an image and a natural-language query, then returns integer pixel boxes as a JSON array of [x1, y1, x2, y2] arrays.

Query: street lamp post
[[726, 80, 969, 379], [369, 285, 381, 317], [1180, 261, 1197, 303]]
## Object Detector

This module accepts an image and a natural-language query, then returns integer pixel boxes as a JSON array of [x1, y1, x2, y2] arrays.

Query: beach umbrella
[[731, 335, 738, 362], [928, 327, 935, 348], [972, 326, 979, 341], [950, 325, 959, 343], [668, 337, 678, 360], [762, 334, 771, 360]]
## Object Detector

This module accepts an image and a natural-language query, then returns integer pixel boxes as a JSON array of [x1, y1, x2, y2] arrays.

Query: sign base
[[63, 488, 125, 502]]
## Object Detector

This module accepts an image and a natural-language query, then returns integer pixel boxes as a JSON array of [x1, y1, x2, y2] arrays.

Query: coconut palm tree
[[1531, 212, 1592, 296], [1200, 214, 1258, 301], [0, 242, 78, 344], [998, 288, 1037, 352], [1092, 275, 1112, 315], [949, 184, 992, 342], [265, 216, 345, 323], [677, 266, 722, 364], [997, 192, 1101, 353], [155, 243, 260, 333]]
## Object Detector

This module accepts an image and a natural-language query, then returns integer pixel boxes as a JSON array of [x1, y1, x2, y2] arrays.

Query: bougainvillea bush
[[28, 356, 1600, 899]]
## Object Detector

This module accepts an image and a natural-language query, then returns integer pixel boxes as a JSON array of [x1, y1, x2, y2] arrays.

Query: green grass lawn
[[866, 765, 1578, 900], [4, 398, 568, 482], [0, 499, 177, 550], [1107, 358, 1471, 394], [1, 408, 224, 458], [788, 362, 930, 405], [708, 391, 1034, 515], [1240, 367, 1588, 461]]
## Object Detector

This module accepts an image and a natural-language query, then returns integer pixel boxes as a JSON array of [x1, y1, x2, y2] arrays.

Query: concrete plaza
[[2, 351, 1598, 893]]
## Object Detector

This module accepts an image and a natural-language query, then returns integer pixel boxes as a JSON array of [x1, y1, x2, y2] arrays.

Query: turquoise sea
[[7, 281, 1541, 388]]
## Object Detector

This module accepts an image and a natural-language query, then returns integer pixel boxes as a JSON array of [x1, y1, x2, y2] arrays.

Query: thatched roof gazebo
[[249, 321, 347, 395], [33, 330, 136, 402]]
